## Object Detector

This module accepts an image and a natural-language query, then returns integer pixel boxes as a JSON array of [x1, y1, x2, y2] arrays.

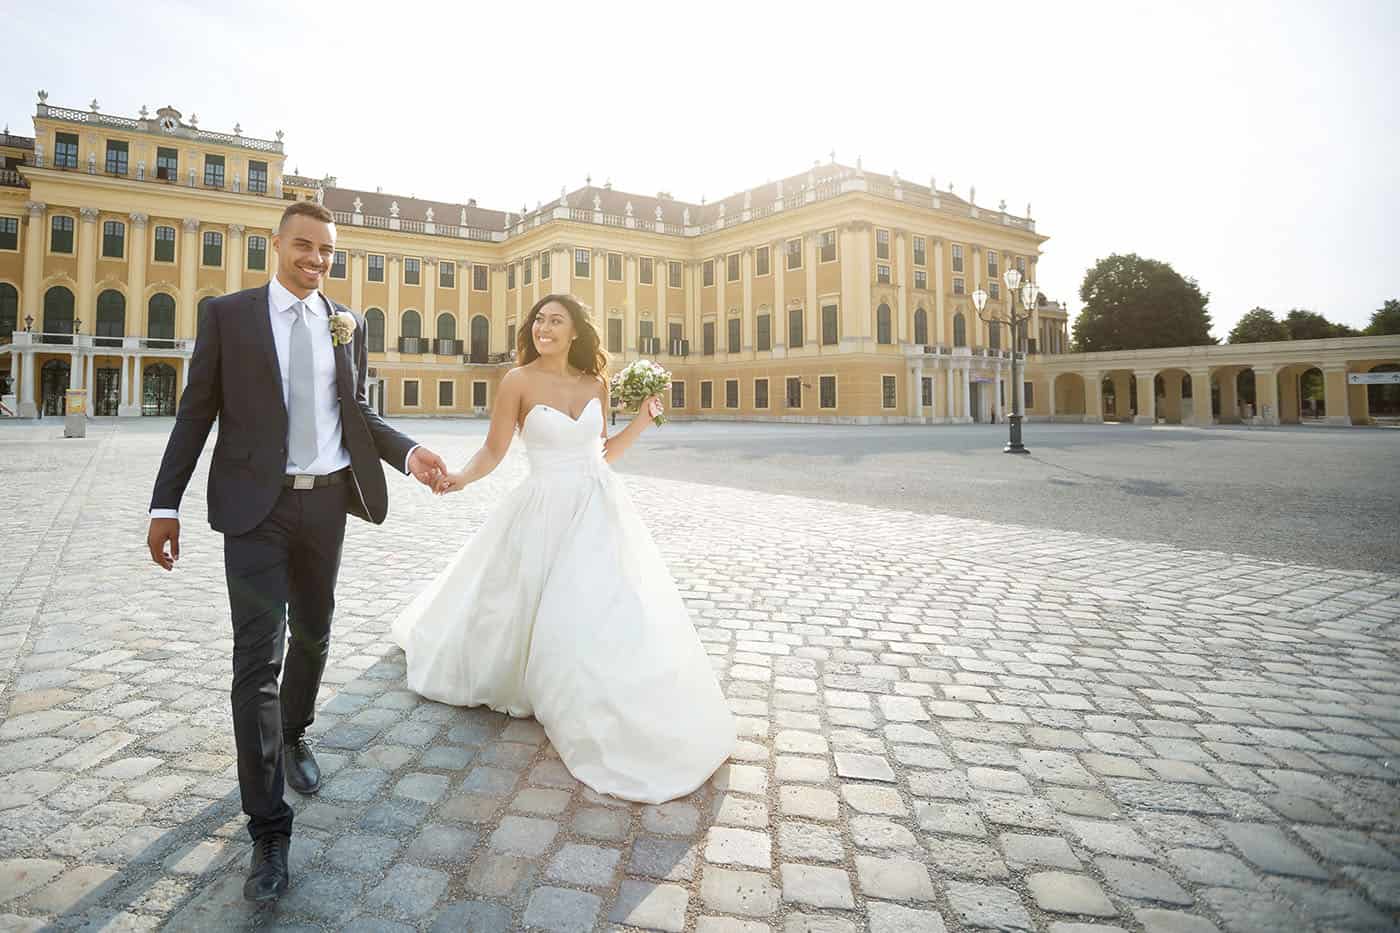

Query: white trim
[[403, 256, 422, 287], [754, 244, 771, 278], [438, 259, 457, 290]]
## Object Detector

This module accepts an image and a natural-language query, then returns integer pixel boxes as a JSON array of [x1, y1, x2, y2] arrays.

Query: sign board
[[1347, 372, 1400, 385]]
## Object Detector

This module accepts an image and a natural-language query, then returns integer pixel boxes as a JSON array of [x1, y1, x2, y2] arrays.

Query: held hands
[[408, 447, 449, 489], [147, 518, 180, 571], [433, 471, 468, 495]]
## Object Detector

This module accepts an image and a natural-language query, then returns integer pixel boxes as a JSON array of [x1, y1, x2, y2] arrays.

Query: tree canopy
[[1228, 307, 1289, 343], [1364, 299, 1400, 336], [1073, 254, 1215, 352]]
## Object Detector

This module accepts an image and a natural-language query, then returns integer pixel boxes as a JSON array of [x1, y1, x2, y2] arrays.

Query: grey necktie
[[288, 300, 317, 470]]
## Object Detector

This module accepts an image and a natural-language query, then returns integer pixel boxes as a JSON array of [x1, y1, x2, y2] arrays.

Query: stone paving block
[[916, 801, 986, 837], [854, 854, 936, 900], [487, 814, 559, 857], [1269, 877, 1397, 931], [701, 866, 780, 917], [696, 919, 770, 933], [643, 801, 701, 835], [840, 784, 907, 816], [779, 786, 839, 821], [609, 879, 690, 932], [545, 842, 620, 887], [1198, 884, 1308, 932], [780, 863, 855, 909], [405, 823, 479, 865], [866, 900, 949, 933], [522, 885, 602, 933], [775, 755, 829, 783], [1095, 856, 1193, 905], [1001, 832, 1081, 869], [1218, 821, 1330, 879], [464, 852, 538, 901], [1133, 909, 1222, 933], [630, 836, 699, 881], [849, 815, 920, 851], [1291, 824, 1400, 868], [1027, 871, 1117, 916], [427, 901, 512, 933], [572, 805, 630, 840], [1061, 816, 1158, 859], [944, 881, 1035, 932], [705, 827, 772, 870], [782, 916, 854, 933]]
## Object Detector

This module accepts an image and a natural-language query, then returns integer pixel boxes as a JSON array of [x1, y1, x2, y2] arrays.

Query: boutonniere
[[328, 311, 356, 347]]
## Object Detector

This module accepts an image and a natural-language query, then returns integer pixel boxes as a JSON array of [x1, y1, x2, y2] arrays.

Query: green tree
[[1282, 309, 1357, 340], [1364, 299, 1400, 336], [1228, 307, 1289, 343], [1073, 254, 1215, 352]]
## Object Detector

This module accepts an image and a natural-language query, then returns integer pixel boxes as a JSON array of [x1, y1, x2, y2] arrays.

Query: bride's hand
[[434, 471, 468, 495], [642, 396, 663, 422]]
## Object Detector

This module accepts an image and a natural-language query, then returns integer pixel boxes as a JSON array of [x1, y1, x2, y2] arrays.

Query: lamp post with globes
[[971, 267, 1038, 454]]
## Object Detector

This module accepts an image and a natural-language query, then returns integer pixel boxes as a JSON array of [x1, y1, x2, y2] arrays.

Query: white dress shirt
[[151, 278, 418, 520]]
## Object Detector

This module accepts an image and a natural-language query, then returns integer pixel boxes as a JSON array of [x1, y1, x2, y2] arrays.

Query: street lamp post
[[972, 268, 1039, 454]]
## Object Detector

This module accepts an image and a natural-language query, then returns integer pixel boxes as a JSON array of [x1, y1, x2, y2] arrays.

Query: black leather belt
[[283, 468, 351, 490]]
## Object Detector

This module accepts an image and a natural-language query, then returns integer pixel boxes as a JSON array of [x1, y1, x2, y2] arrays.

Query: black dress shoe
[[284, 737, 322, 795], [244, 833, 290, 902]]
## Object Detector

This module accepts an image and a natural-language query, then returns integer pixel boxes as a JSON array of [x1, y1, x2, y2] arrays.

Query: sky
[[4, 0, 1396, 339]]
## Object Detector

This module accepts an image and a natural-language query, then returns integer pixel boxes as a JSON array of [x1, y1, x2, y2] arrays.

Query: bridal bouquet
[[610, 359, 671, 426]]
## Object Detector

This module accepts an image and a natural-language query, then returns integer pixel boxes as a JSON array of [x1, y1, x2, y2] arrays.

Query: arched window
[[366, 308, 385, 353], [196, 296, 213, 330], [952, 312, 967, 347], [401, 310, 422, 339], [470, 315, 490, 363], [876, 302, 892, 345], [96, 290, 125, 347], [147, 293, 176, 349], [436, 313, 457, 340], [0, 283, 18, 338], [913, 308, 928, 346], [44, 287, 76, 345]]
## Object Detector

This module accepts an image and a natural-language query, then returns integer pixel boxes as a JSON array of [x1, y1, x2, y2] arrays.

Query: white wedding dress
[[391, 397, 737, 804]]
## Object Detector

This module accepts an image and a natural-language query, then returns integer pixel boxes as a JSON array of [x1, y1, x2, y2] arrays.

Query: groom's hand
[[148, 518, 180, 571], [408, 447, 448, 488]]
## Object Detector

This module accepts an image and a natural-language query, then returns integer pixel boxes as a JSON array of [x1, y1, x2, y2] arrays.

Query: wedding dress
[[391, 397, 736, 804]]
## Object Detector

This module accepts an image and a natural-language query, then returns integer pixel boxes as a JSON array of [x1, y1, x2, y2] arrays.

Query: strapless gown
[[391, 397, 737, 803]]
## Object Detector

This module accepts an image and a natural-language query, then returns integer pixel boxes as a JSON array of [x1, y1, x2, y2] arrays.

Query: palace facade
[[4, 95, 1395, 427]]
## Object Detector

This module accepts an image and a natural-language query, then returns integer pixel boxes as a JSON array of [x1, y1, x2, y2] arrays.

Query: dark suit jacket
[[150, 284, 417, 536]]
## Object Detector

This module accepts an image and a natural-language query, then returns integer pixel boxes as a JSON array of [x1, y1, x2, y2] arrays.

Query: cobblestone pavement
[[1, 420, 1398, 932]]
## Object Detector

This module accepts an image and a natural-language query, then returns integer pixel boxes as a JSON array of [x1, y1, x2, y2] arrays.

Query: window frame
[[574, 248, 591, 279], [437, 378, 455, 408], [639, 256, 654, 285], [951, 243, 965, 274], [726, 252, 740, 283], [881, 374, 898, 410], [785, 237, 803, 270], [726, 316, 741, 354], [756, 312, 772, 352], [54, 132, 79, 169], [754, 377, 769, 410], [201, 230, 224, 268], [522, 256, 533, 286], [700, 379, 714, 409], [472, 380, 488, 407], [671, 380, 686, 409], [402, 379, 421, 408], [539, 249, 551, 280], [329, 250, 347, 279], [875, 227, 890, 260], [152, 224, 177, 264], [953, 277, 966, 295], [755, 245, 770, 277], [914, 269, 928, 290], [913, 235, 926, 267], [785, 376, 802, 409], [104, 139, 129, 176], [403, 257, 422, 286], [668, 260, 682, 289], [155, 146, 178, 180], [818, 229, 837, 263], [702, 320, 716, 356], [788, 306, 804, 348], [203, 154, 226, 189], [606, 317, 623, 355], [246, 234, 268, 272], [472, 263, 489, 291], [101, 219, 125, 259], [439, 260, 456, 289], [0, 215, 19, 252], [367, 254, 385, 283], [819, 374, 838, 410], [820, 302, 839, 346], [49, 214, 76, 255], [607, 252, 623, 282], [248, 159, 269, 194], [702, 259, 714, 288], [877, 264, 891, 285], [724, 378, 739, 409]]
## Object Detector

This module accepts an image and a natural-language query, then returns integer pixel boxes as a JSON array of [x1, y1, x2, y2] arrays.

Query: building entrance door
[[95, 367, 122, 416]]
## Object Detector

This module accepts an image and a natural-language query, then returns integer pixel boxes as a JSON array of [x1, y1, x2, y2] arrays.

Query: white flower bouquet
[[609, 359, 671, 426]]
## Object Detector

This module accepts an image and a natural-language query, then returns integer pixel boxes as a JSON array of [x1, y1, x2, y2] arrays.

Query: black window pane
[[820, 375, 836, 408], [405, 258, 420, 285], [248, 160, 268, 193], [725, 380, 738, 408], [154, 226, 176, 262], [786, 377, 801, 408], [51, 216, 74, 253], [883, 375, 897, 408], [701, 382, 713, 408], [726, 254, 739, 282], [922, 377, 933, 406], [575, 249, 590, 277], [473, 264, 488, 290], [247, 235, 267, 271], [404, 381, 419, 406], [204, 155, 225, 188], [727, 318, 740, 354], [607, 318, 622, 354], [668, 261, 681, 288], [472, 382, 487, 406], [703, 261, 714, 287], [540, 251, 551, 279], [702, 322, 715, 356], [440, 262, 455, 288], [54, 132, 79, 169], [156, 147, 178, 180], [786, 238, 802, 269], [330, 251, 347, 278], [102, 221, 124, 259], [202, 231, 222, 266], [607, 253, 622, 281], [640, 257, 653, 284], [368, 255, 385, 282], [756, 247, 769, 276], [367, 310, 385, 352], [876, 304, 892, 344], [105, 140, 128, 175], [523, 259, 532, 285], [755, 379, 768, 409], [438, 381, 453, 406], [0, 217, 18, 251], [821, 304, 838, 345], [788, 308, 804, 348], [671, 382, 685, 408], [757, 314, 771, 352]]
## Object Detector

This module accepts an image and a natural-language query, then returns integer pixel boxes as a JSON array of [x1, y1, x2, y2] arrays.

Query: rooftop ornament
[[89, 99, 99, 112], [37, 89, 48, 104]]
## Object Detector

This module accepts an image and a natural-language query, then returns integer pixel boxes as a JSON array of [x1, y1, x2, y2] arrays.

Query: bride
[[391, 293, 737, 804]]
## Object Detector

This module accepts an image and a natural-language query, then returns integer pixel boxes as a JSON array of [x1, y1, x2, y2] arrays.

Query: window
[[105, 140, 128, 176], [247, 235, 267, 271], [639, 256, 654, 285], [154, 225, 176, 262], [727, 317, 741, 354], [0, 216, 17, 251], [401, 310, 422, 340], [539, 250, 551, 279], [403, 380, 420, 407], [671, 381, 685, 408], [953, 312, 967, 347], [922, 377, 933, 407], [403, 258, 421, 285], [877, 264, 891, 285], [472, 381, 488, 407], [102, 220, 125, 259], [509, 263, 518, 290], [786, 237, 802, 270], [788, 307, 804, 348], [913, 236, 926, 266], [953, 277, 965, 295], [882, 375, 897, 409], [951, 244, 964, 273], [473, 263, 489, 291], [820, 375, 837, 409], [988, 250, 999, 279], [786, 377, 802, 409], [204, 154, 225, 188], [756, 246, 770, 277], [1016, 255, 1027, 275], [639, 319, 654, 349], [155, 147, 178, 180], [702, 321, 715, 356], [506, 323, 516, 352], [700, 381, 713, 408], [914, 308, 929, 346], [51, 216, 75, 253], [876, 228, 890, 260], [146, 293, 175, 346], [726, 253, 740, 282], [368, 254, 385, 282], [989, 281, 1000, 300], [819, 230, 837, 263], [438, 380, 454, 407], [607, 318, 622, 354], [703, 259, 714, 287], [95, 290, 124, 346], [1025, 382, 1035, 408], [330, 250, 347, 279], [574, 249, 590, 278], [522, 257, 532, 285], [366, 309, 385, 352], [607, 252, 622, 282], [754, 378, 769, 409], [202, 231, 223, 266], [757, 313, 771, 352], [439, 260, 455, 288], [54, 132, 78, 169], [989, 321, 1001, 350], [725, 379, 739, 409], [668, 260, 682, 288], [876, 303, 892, 345], [248, 160, 268, 194], [821, 303, 838, 346], [915, 270, 928, 290]]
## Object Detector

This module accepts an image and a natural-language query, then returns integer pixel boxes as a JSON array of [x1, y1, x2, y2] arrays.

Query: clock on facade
[[160, 116, 177, 132]]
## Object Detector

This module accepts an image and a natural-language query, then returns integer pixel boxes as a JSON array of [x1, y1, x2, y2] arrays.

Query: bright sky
[[4, 0, 1396, 339]]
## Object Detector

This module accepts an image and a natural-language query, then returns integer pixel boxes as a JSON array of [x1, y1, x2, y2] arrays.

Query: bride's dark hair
[[517, 293, 609, 378]]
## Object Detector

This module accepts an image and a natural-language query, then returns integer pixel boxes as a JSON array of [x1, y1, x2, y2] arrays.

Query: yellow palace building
[[3, 94, 1395, 426]]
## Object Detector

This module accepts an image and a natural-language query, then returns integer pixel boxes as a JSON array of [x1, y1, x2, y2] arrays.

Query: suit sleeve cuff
[[149, 509, 180, 520], [403, 445, 420, 475]]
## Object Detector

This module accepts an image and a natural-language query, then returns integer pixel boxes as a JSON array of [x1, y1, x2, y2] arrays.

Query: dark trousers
[[224, 483, 348, 841]]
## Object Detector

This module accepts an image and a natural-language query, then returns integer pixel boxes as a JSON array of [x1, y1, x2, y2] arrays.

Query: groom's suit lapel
[[250, 285, 288, 425]]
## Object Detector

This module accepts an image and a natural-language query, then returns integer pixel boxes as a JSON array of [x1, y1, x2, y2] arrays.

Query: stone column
[[19, 350, 36, 417], [804, 234, 818, 351], [350, 250, 365, 311], [133, 355, 144, 412], [591, 251, 605, 354], [715, 255, 727, 356], [1133, 370, 1157, 424], [894, 230, 908, 344], [1189, 368, 1213, 426], [513, 258, 524, 338], [1045, 373, 1056, 421], [772, 243, 786, 353], [127, 213, 148, 338], [656, 256, 669, 352], [909, 360, 923, 419], [741, 248, 754, 355], [77, 207, 99, 337], [225, 224, 244, 294], [961, 366, 971, 421], [970, 247, 983, 347], [386, 255, 402, 347], [839, 222, 872, 344], [1112, 372, 1133, 420], [624, 254, 638, 355], [932, 239, 946, 346], [1218, 370, 1240, 423], [179, 218, 200, 339], [1084, 370, 1103, 423], [1253, 366, 1279, 425], [22, 202, 45, 332], [1164, 372, 1185, 423], [490, 263, 507, 353], [423, 258, 438, 353], [993, 366, 1004, 422], [553, 246, 571, 296], [1321, 365, 1350, 425], [945, 364, 955, 422]]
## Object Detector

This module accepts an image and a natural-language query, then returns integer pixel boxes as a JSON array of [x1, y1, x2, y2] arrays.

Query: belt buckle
[[292, 474, 316, 490]]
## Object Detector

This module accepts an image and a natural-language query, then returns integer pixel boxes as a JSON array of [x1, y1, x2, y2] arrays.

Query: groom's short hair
[[279, 200, 334, 230]]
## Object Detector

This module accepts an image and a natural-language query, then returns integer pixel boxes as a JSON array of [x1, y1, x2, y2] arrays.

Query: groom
[[147, 201, 448, 901]]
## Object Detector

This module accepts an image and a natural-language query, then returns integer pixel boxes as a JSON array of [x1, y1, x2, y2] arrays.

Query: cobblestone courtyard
[[1, 420, 1398, 932]]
